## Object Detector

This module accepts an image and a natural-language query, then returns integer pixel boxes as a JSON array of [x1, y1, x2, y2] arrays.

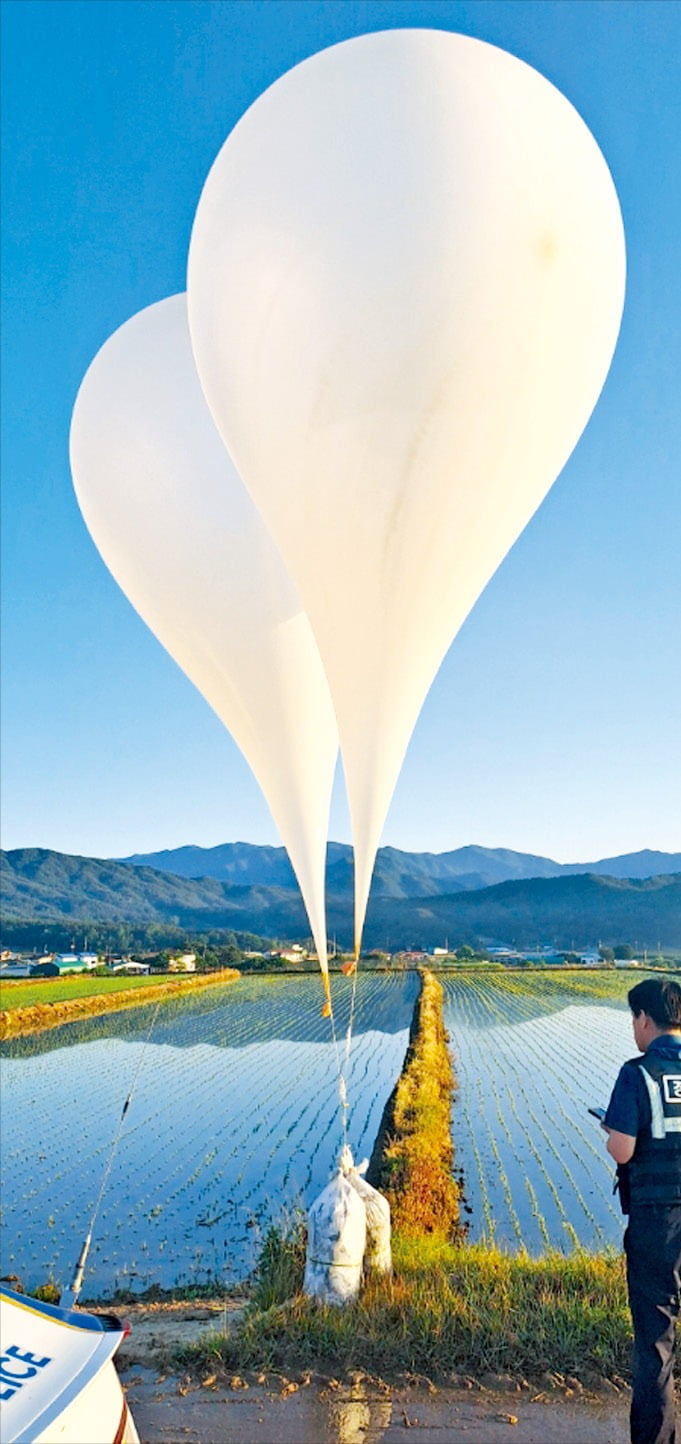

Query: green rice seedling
[[524, 1178, 551, 1250]]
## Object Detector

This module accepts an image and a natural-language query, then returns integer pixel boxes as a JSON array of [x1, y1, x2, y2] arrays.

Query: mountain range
[[120, 841, 681, 896], [2, 844, 680, 950]]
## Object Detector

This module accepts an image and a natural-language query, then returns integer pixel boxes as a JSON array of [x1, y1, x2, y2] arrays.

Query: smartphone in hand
[[588, 1106, 606, 1121]]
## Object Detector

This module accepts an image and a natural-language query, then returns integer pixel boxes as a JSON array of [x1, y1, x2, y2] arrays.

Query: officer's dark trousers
[[625, 1204, 681, 1444]]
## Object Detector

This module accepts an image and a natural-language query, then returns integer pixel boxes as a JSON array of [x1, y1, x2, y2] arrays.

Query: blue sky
[[1, 0, 679, 864]]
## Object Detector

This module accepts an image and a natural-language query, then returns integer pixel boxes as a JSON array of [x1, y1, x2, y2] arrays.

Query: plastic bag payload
[[304, 1163, 366, 1306], [339, 1145, 392, 1276]]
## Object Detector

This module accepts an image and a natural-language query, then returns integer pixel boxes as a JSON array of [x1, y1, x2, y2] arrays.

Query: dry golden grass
[[369, 969, 463, 1239]]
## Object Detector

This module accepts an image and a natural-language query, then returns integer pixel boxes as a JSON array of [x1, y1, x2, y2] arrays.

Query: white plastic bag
[[304, 1167, 366, 1306], [340, 1146, 392, 1276]]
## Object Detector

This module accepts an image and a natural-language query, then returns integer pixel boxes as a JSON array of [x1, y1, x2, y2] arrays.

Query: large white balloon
[[187, 28, 626, 953], [70, 295, 338, 992]]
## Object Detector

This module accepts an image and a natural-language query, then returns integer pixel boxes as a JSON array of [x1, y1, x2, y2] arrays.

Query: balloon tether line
[[61, 997, 163, 1308], [343, 963, 360, 1130], [326, 929, 363, 1149], [321, 963, 354, 1147]]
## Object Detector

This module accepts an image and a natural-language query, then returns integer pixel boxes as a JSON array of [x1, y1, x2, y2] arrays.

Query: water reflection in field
[[1, 972, 418, 1295], [1, 969, 652, 1293]]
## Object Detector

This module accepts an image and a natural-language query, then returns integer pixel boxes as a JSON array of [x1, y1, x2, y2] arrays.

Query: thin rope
[[344, 964, 359, 1072], [322, 972, 349, 1145], [63, 996, 163, 1306], [328, 956, 362, 1151], [340, 963, 360, 1144]]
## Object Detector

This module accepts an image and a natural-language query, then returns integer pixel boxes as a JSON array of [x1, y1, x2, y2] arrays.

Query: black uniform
[[605, 1036, 681, 1444]]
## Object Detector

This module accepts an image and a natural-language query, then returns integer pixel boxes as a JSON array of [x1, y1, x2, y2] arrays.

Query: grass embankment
[[179, 1234, 628, 1383], [366, 967, 463, 1239], [174, 968, 631, 1384], [0, 969, 240, 1039]]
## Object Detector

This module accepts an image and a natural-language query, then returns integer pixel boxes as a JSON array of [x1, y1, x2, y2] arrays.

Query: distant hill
[[2, 847, 680, 950], [119, 841, 681, 897], [580, 849, 681, 880], [121, 841, 302, 889], [0, 848, 305, 932], [357, 873, 681, 952]]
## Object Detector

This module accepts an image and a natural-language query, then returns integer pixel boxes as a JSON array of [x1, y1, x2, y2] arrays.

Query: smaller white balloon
[[70, 295, 338, 992]]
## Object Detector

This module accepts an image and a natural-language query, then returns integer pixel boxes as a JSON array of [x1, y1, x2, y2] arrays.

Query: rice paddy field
[[0, 967, 660, 1297], [0, 974, 164, 1009], [443, 969, 650, 1253], [0, 972, 418, 1296]]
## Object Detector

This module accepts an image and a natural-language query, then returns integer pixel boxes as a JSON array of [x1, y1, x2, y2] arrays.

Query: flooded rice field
[[443, 971, 637, 1252], [0, 972, 418, 1295], [1, 968, 644, 1295]]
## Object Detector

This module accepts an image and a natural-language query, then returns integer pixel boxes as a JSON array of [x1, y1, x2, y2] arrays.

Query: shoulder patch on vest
[[663, 1075, 681, 1104]]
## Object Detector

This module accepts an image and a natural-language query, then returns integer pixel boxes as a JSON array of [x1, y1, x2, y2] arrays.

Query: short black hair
[[628, 978, 681, 1029]]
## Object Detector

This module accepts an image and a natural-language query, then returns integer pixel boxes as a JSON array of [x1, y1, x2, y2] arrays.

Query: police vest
[[622, 1045, 681, 1208]]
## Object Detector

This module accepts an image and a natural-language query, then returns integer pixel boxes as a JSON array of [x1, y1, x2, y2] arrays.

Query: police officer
[[604, 977, 681, 1444]]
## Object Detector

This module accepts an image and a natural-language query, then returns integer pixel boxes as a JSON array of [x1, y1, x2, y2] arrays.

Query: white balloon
[[70, 295, 338, 992], [187, 29, 626, 953]]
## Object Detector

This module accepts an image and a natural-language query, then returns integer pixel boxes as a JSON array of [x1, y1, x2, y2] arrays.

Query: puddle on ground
[[122, 1368, 630, 1444], [328, 1387, 393, 1442]]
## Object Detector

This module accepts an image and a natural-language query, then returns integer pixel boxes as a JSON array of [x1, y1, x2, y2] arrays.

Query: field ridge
[[367, 968, 463, 1239]]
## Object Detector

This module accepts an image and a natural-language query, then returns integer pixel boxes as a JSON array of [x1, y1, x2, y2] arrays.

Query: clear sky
[[1, 0, 679, 865]]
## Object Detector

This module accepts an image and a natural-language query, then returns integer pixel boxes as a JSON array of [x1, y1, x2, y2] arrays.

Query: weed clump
[[251, 1216, 306, 1311], [31, 1280, 61, 1304]]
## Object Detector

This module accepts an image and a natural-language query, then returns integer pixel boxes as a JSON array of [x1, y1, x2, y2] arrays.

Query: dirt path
[[120, 1367, 629, 1443], [112, 1304, 633, 1444]]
